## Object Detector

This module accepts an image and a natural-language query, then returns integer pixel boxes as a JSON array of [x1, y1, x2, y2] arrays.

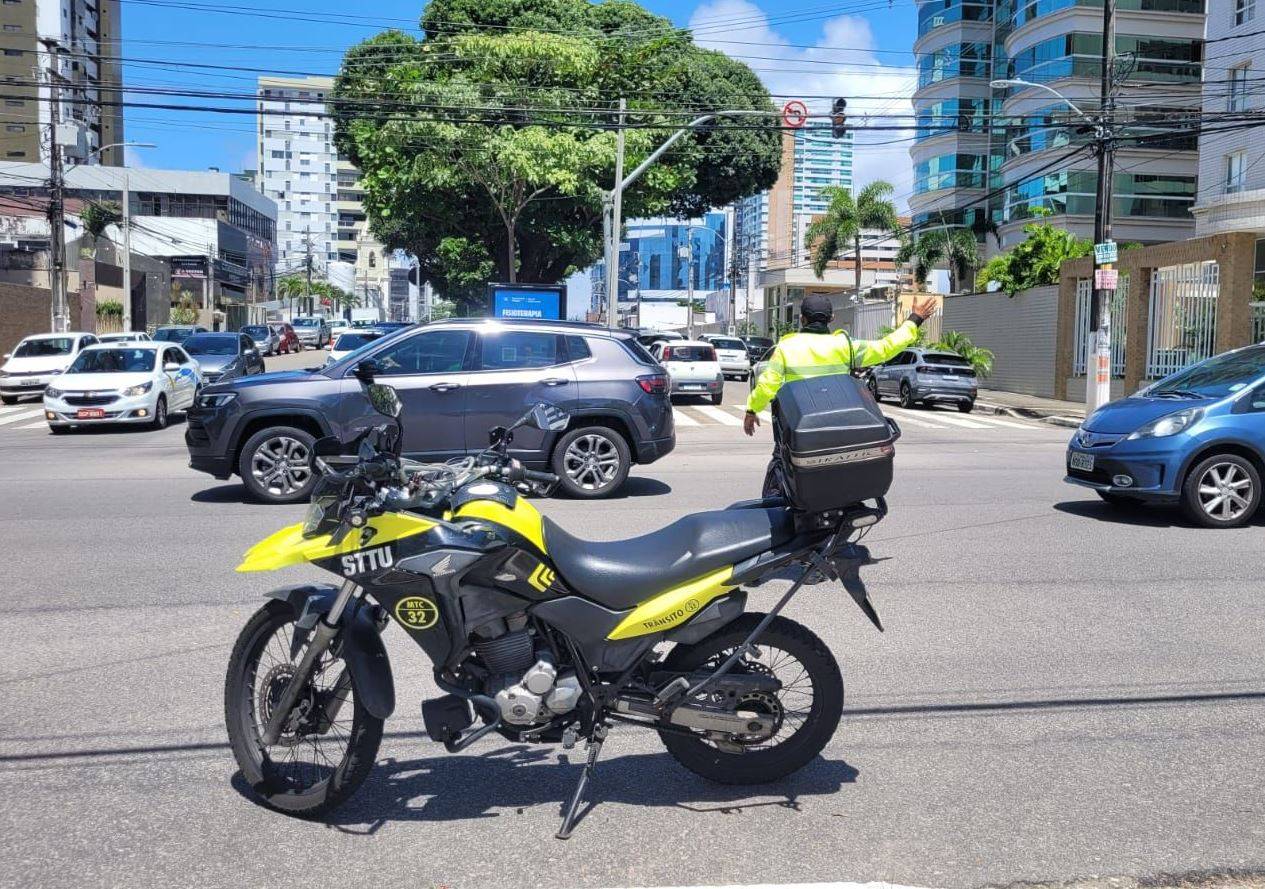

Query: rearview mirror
[[367, 383, 402, 418], [529, 402, 569, 432], [353, 359, 380, 384]]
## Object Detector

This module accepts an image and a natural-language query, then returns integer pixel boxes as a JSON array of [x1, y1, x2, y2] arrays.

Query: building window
[[1229, 64, 1250, 111], [5, 124, 23, 132], [3, 23, 20, 31], [1226, 152, 1247, 193], [6, 150, 24, 157], [4, 99, 22, 106], [2, 49, 21, 56], [1236, 0, 1256, 25]]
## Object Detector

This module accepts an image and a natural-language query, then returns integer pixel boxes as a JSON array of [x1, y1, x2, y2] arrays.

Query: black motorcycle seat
[[542, 507, 796, 610]]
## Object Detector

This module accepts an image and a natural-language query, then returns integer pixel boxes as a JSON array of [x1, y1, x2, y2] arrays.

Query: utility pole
[[1088, 0, 1117, 413], [605, 98, 626, 329], [42, 40, 68, 333], [304, 226, 314, 316], [685, 235, 695, 340], [121, 171, 132, 331]]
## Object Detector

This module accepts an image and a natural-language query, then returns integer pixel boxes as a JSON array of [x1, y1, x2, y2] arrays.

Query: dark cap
[[800, 294, 834, 322]]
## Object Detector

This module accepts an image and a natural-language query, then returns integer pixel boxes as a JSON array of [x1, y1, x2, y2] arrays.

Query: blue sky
[[121, 0, 919, 202]]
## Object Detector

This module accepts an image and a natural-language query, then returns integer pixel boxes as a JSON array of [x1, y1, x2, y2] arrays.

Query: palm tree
[[80, 201, 121, 260], [275, 274, 307, 318], [805, 181, 903, 292], [935, 329, 995, 378], [902, 228, 980, 293]]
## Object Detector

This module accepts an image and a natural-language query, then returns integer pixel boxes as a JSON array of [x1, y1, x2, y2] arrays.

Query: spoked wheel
[[224, 600, 382, 816], [1182, 454, 1260, 528], [657, 613, 842, 784]]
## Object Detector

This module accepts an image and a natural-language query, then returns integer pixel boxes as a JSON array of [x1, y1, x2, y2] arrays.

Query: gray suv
[[185, 318, 675, 503], [867, 347, 978, 412]]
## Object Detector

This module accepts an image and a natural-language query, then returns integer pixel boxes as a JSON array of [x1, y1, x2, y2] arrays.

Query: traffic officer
[[743, 292, 937, 491]]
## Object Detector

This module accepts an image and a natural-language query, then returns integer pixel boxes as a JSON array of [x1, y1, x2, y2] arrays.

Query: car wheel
[[1, 395, 17, 405], [1181, 454, 1260, 528], [899, 382, 917, 409], [552, 426, 631, 499], [710, 391, 724, 406], [239, 426, 318, 504], [151, 395, 169, 430], [866, 375, 881, 403], [958, 400, 975, 413]]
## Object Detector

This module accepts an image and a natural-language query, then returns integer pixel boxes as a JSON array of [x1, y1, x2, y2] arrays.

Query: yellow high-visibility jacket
[[745, 320, 920, 414]]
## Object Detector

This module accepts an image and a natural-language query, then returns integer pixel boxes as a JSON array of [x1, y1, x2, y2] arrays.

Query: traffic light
[[831, 98, 848, 139]]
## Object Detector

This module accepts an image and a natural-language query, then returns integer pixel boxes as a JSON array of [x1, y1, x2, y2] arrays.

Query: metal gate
[[1146, 262, 1219, 379], [1073, 276, 1127, 377], [1252, 300, 1265, 344]]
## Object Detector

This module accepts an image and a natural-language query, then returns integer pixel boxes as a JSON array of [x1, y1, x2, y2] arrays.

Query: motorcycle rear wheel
[[657, 613, 842, 785], [224, 600, 383, 817]]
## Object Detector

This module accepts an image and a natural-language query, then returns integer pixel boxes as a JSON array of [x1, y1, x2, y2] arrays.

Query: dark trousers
[[762, 437, 785, 498]]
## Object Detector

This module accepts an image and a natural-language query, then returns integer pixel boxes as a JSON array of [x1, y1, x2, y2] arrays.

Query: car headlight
[[44, 385, 63, 398], [195, 391, 237, 409], [121, 381, 153, 397], [1127, 407, 1203, 440]]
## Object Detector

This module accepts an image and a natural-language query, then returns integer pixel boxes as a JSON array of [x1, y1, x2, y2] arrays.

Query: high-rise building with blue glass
[[910, 0, 1205, 255], [588, 211, 729, 312]]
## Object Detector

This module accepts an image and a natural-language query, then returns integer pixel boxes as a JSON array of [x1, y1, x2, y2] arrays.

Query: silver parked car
[[868, 347, 978, 412]]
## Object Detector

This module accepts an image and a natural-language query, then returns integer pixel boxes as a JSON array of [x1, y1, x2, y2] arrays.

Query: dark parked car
[[186, 318, 675, 503], [183, 333, 266, 385], [868, 347, 978, 412], [741, 336, 774, 363], [154, 325, 207, 344]]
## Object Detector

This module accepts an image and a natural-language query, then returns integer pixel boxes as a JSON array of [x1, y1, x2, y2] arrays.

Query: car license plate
[[1069, 451, 1095, 472], [76, 408, 105, 419], [944, 374, 958, 380], [21, 378, 44, 387], [681, 384, 704, 391]]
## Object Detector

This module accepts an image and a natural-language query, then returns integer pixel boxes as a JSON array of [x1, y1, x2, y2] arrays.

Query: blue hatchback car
[[1065, 344, 1265, 527]]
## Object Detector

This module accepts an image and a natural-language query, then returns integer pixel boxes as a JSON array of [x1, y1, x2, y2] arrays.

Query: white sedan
[[42, 342, 202, 432]]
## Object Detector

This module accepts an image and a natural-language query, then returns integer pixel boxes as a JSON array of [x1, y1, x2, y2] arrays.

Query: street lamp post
[[80, 141, 157, 332], [993, 25, 1117, 415], [680, 223, 727, 339]]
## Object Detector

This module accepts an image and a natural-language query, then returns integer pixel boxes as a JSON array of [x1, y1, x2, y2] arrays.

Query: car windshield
[[1146, 346, 1265, 399], [334, 332, 382, 351], [14, 337, 75, 357], [709, 338, 745, 350], [292, 318, 320, 328], [154, 328, 192, 342], [923, 353, 971, 367], [68, 348, 155, 373], [99, 333, 142, 342], [664, 345, 716, 362], [183, 334, 240, 356], [242, 326, 269, 338], [744, 338, 773, 349]]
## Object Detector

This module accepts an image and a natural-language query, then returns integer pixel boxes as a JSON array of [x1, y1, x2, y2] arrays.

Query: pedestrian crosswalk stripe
[[694, 405, 743, 426], [885, 406, 990, 429], [884, 411, 947, 430], [672, 409, 700, 426], [957, 412, 1041, 430], [0, 408, 45, 426], [19, 421, 46, 429]]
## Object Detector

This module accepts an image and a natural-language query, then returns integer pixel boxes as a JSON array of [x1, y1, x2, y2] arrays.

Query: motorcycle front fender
[[265, 584, 396, 720]]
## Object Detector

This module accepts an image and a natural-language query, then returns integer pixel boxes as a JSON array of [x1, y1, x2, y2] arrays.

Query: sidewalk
[[975, 388, 1086, 428]]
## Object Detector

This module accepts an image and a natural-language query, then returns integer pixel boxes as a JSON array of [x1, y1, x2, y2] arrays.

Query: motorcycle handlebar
[[521, 468, 559, 485]]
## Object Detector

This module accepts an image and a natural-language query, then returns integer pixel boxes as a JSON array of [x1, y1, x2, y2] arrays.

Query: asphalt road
[[1, 351, 1263, 889]]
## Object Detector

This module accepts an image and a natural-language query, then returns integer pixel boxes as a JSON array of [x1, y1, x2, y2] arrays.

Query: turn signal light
[[636, 374, 669, 394]]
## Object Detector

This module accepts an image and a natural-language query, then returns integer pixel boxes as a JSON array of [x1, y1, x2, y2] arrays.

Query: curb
[[975, 400, 1082, 429]]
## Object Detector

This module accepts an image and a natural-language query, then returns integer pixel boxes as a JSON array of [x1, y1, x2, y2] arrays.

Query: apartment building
[[0, 0, 124, 165], [256, 75, 387, 301], [910, 0, 1205, 255]]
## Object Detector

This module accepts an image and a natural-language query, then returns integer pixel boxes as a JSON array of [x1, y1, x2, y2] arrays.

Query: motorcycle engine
[[474, 627, 582, 726]]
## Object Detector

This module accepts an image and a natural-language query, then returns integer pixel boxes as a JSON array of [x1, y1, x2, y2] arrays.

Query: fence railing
[[1252, 301, 1265, 344], [1073, 276, 1127, 377], [1146, 261, 1219, 379]]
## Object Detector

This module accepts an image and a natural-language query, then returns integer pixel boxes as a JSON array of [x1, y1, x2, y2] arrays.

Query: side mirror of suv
[[353, 359, 382, 384]]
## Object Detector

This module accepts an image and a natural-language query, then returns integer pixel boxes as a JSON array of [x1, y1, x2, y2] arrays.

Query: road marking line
[[18, 421, 47, 429], [618, 882, 939, 889], [952, 412, 1040, 430], [694, 405, 743, 426], [886, 406, 989, 429], [672, 409, 700, 427], [0, 408, 46, 426], [883, 411, 947, 430]]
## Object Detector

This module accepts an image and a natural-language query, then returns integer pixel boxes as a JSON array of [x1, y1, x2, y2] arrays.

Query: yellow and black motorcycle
[[224, 370, 887, 838]]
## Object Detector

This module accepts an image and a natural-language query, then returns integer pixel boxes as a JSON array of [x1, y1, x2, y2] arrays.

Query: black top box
[[772, 374, 897, 513]]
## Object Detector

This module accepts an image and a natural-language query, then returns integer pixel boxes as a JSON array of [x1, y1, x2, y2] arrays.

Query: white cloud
[[687, 0, 917, 210]]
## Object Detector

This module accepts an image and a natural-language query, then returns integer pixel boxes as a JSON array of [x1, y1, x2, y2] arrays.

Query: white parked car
[[43, 342, 202, 432], [327, 329, 385, 363], [0, 332, 99, 405], [97, 331, 152, 344], [701, 335, 752, 382], [649, 340, 724, 405], [327, 319, 352, 346]]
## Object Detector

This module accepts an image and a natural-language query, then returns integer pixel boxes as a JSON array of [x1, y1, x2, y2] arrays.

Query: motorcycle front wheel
[[658, 613, 843, 785], [224, 600, 383, 816]]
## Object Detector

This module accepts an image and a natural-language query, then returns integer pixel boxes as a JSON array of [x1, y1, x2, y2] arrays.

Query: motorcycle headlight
[[44, 385, 63, 398], [121, 381, 153, 397], [195, 391, 237, 409], [1127, 407, 1203, 440]]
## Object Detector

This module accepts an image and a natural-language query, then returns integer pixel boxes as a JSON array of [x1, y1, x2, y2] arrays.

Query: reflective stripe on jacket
[[745, 320, 920, 414]]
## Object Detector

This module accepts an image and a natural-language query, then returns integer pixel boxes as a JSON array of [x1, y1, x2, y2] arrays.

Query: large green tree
[[804, 181, 903, 285], [332, 0, 781, 306], [975, 214, 1092, 296]]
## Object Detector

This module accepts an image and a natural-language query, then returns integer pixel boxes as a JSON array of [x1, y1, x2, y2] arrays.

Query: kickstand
[[556, 723, 607, 840]]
